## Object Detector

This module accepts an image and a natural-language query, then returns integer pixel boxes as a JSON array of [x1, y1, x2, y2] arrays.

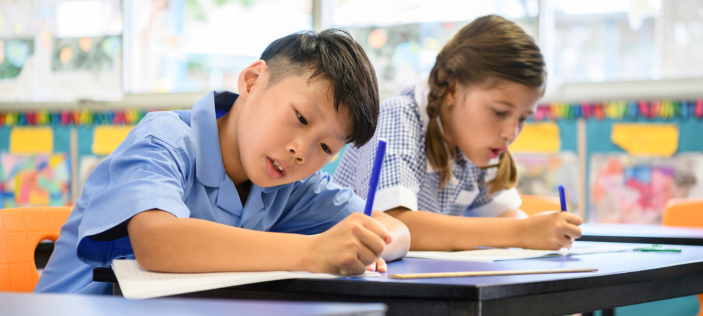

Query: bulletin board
[[517, 99, 703, 224]]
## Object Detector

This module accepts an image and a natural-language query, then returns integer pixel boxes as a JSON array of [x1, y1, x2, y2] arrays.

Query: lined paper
[[406, 245, 632, 262], [112, 259, 380, 299]]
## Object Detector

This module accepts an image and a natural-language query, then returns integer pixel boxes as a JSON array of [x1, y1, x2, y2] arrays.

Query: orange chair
[[0, 207, 72, 292], [519, 194, 561, 216], [663, 198, 703, 316]]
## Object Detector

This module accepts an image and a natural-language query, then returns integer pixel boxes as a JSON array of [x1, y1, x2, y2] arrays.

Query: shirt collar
[[190, 90, 237, 187], [191, 90, 288, 224]]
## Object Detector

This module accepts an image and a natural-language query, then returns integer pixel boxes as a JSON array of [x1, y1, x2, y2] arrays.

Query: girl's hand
[[367, 258, 387, 272], [518, 211, 583, 250]]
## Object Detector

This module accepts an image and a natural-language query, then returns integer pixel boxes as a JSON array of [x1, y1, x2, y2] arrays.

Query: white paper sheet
[[112, 259, 380, 299], [406, 245, 632, 262]]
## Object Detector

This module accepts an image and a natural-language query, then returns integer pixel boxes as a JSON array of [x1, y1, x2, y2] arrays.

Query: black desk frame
[[94, 258, 703, 316]]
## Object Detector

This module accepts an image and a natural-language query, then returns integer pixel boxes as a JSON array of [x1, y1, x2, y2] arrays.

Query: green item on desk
[[634, 244, 682, 252]]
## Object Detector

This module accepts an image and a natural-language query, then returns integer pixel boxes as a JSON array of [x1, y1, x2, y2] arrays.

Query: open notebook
[[112, 259, 380, 299], [406, 245, 633, 262]]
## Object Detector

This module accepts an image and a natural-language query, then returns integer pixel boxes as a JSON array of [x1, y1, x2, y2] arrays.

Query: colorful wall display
[[78, 155, 105, 197], [0, 108, 150, 127], [589, 154, 703, 224], [0, 153, 71, 208], [0, 99, 696, 129], [509, 122, 561, 154], [533, 100, 703, 121], [513, 152, 580, 211]]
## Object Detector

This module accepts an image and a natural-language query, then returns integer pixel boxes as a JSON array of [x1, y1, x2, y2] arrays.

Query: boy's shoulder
[[131, 110, 193, 148]]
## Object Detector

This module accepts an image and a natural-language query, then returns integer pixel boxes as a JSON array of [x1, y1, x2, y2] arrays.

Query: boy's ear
[[237, 60, 268, 100]]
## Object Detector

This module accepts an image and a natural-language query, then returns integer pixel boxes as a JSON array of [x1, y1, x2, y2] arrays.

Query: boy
[[35, 29, 410, 295]]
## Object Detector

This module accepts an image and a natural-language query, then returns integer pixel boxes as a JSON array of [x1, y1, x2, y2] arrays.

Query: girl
[[334, 15, 582, 251]]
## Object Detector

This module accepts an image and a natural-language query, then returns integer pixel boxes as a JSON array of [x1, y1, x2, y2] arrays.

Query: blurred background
[[0, 1, 702, 314]]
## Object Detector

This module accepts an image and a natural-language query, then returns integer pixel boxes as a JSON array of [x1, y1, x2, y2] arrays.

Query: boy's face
[[233, 66, 352, 187]]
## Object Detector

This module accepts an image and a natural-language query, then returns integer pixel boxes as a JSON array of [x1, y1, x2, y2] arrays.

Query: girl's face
[[439, 80, 542, 167]]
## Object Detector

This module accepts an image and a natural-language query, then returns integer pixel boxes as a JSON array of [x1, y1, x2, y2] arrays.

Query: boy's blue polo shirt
[[34, 91, 365, 295]]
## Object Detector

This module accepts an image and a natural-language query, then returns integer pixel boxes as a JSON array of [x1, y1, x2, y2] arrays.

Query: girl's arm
[[385, 207, 582, 251], [371, 210, 411, 261], [498, 209, 528, 219]]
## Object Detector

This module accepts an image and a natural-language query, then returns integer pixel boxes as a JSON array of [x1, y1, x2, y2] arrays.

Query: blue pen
[[364, 138, 387, 216], [558, 185, 569, 250], [558, 185, 567, 212]]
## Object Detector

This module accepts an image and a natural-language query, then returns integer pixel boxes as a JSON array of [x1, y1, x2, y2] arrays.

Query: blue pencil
[[558, 185, 567, 212], [364, 138, 387, 216], [558, 185, 569, 250]]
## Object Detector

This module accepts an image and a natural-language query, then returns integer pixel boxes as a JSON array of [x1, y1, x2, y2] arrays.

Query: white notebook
[[406, 245, 632, 262], [112, 259, 380, 299]]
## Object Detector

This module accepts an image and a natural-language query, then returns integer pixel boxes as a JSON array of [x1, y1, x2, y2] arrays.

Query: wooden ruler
[[389, 267, 598, 279]]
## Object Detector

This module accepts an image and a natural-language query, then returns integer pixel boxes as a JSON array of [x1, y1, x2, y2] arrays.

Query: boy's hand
[[518, 211, 583, 250], [306, 213, 392, 275]]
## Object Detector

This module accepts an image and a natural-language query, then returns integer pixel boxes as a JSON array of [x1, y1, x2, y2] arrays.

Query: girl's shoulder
[[380, 85, 423, 124]]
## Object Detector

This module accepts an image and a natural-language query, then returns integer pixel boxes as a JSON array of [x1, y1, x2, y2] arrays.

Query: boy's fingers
[[356, 244, 378, 266], [356, 227, 386, 256], [342, 260, 368, 275], [360, 215, 389, 240]]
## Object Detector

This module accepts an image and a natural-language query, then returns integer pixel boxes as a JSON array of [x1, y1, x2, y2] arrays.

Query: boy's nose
[[290, 149, 305, 164]]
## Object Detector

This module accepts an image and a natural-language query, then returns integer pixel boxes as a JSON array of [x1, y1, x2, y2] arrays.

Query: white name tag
[[455, 189, 479, 206]]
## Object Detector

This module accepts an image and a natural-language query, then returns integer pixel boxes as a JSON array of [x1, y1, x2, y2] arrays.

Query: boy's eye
[[493, 109, 508, 117], [321, 143, 332, 154], [297, 112, 308, 125]]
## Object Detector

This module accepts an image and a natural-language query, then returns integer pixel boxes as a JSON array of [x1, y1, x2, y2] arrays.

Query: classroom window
[[123, 0, 313, 94], [0, 0, 123, 102], [321, 0, 539, 97], [552, 0, 703, 84]]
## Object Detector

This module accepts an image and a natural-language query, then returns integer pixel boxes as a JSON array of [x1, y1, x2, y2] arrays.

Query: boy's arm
[[385, 208, 582, 251], [128, 209, 390, 275], [371, 210, 410, 262]]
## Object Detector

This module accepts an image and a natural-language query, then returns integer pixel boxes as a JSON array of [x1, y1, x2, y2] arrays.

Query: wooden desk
[[579, 223, 703, 246], [94, 241, 703, 316], [0, 292, 386, 316]]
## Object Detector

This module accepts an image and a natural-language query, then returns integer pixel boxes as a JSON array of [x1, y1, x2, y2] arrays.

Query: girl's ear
[[237, 60, 267, 100], [443, 80, 457, 107]]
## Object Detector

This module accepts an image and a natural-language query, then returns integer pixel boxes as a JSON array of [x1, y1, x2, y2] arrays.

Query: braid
[[485, 149, 519, 197], [425, 65, 455, 186]]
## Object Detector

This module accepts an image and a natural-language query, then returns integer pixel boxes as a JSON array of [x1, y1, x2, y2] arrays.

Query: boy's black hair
[[260, 29, 379, 148]]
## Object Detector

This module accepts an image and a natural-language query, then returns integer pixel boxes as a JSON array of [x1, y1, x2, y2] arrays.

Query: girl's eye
[[493, 109, 508, 117], [321, 143, 332, 154], [297, 112, 308, 125], [518, 117, 528, 123]]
